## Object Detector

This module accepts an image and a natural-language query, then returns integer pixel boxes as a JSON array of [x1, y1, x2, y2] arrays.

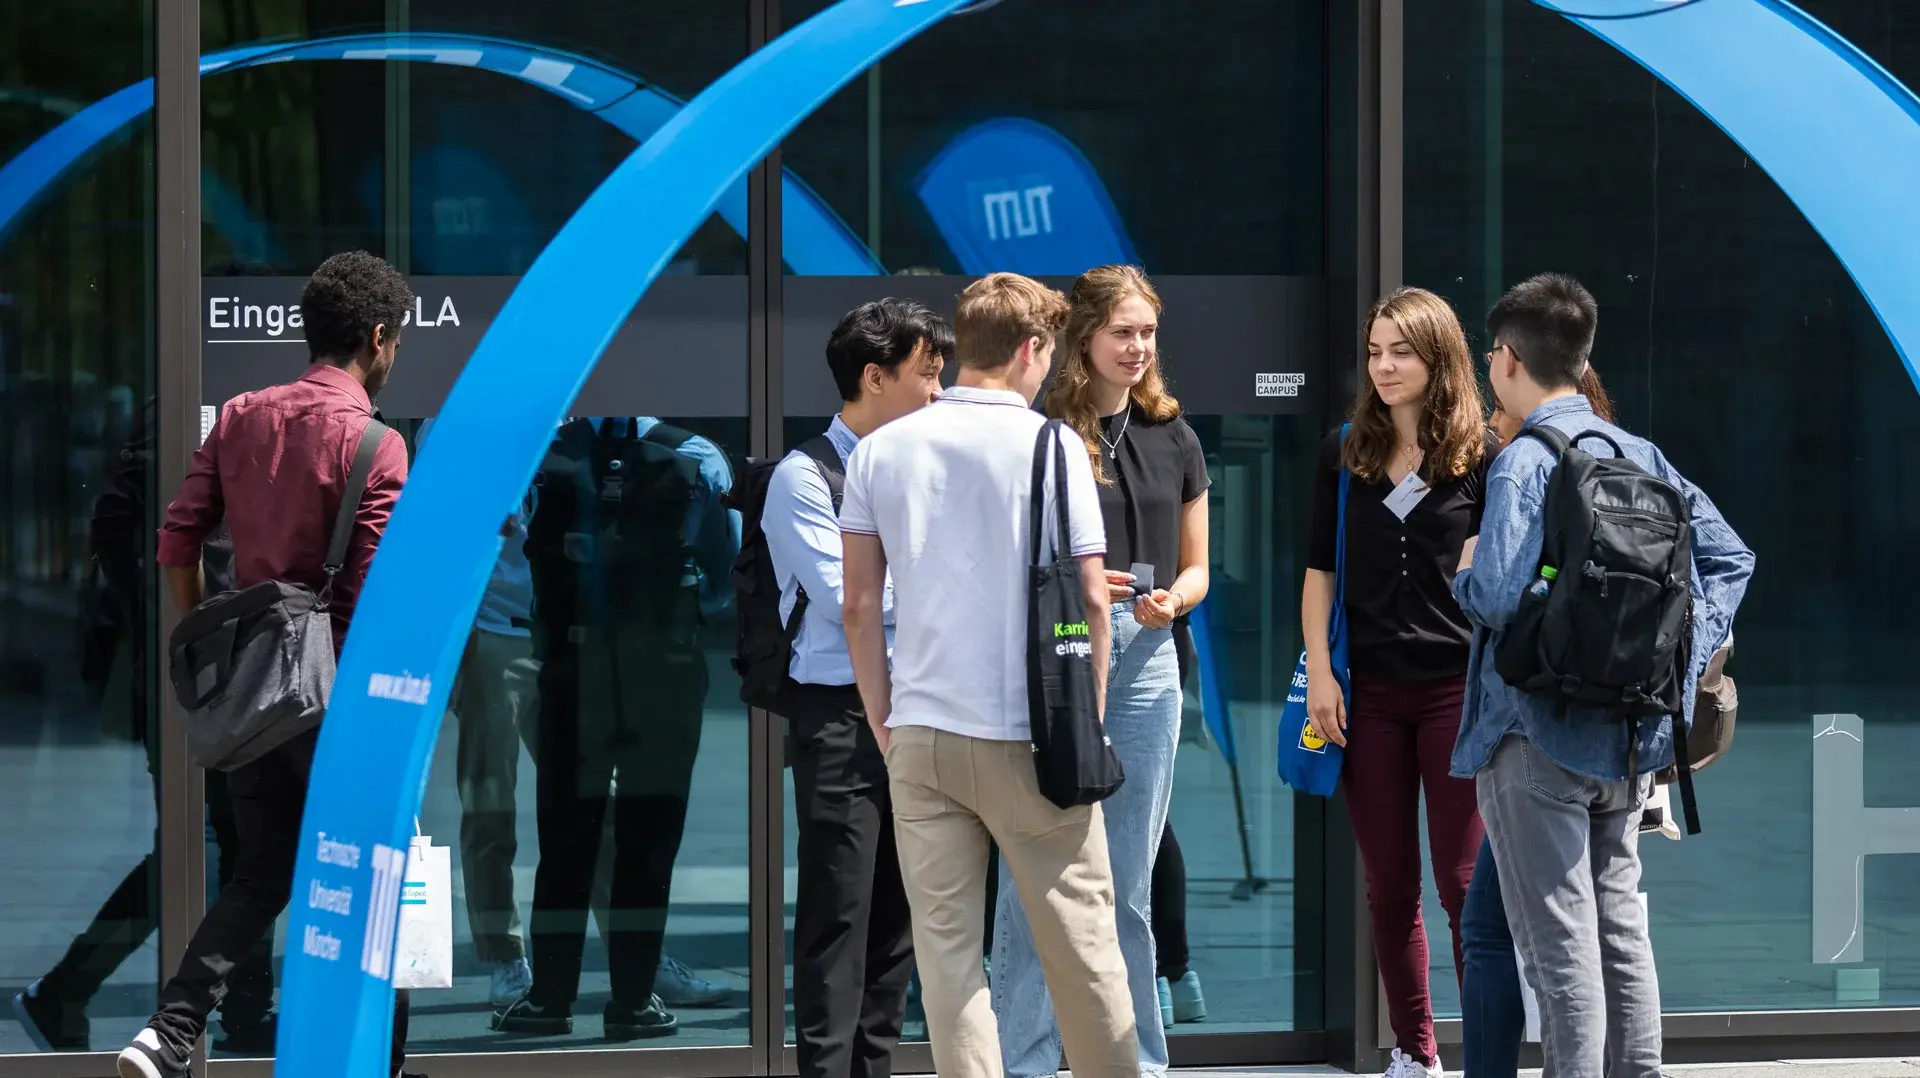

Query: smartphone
[[1128, 562, 1156, 597]]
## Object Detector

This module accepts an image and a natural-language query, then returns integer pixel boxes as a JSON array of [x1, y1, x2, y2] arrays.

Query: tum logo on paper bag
[[360, 844, 407, 980], [984, 184, 1055, 240]]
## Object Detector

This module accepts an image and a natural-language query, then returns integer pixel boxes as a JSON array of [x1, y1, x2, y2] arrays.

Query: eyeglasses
[[1484, 342, 1515, 366]]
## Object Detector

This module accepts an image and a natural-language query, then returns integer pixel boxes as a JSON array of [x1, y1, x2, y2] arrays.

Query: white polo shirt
[[840, 385, 1105, 741]]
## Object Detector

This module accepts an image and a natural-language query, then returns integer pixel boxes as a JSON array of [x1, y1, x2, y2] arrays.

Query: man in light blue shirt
[[769, 299, 948, 1078], [1452, 275, 1754, 1077]]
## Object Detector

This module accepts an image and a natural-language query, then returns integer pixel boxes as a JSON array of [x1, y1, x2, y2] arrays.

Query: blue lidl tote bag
[[1277, 425, 1351, 797]]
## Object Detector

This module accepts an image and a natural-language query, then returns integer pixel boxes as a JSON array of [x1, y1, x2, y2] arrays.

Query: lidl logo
[[1299, 718, 1328, 754]]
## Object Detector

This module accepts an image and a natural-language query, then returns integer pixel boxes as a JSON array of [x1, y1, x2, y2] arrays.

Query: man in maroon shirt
[[118, 251, 423, 1078]]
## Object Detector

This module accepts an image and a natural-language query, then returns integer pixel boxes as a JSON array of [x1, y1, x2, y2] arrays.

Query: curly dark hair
[[300, 251, 413, 362]]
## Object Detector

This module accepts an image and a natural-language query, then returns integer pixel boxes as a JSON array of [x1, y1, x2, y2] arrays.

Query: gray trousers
[[1476, 735, 1662, 1078]]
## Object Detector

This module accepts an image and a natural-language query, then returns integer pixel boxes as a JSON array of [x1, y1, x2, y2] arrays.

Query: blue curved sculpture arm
[[0, 32, 881, 274], [272, 2, 972, 1073], [1534, 0, 1920, 394]]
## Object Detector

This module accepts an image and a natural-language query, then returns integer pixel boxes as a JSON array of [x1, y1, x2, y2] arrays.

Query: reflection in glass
[[1, 0, 159, 1057], [491, 417, 738, 1041], [195, 0, 755, 1052], [401, 416, 753, 1051]]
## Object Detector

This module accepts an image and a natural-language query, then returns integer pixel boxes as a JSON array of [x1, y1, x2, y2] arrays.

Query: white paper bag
[[392, 834, 453, 990], [1641, 783, 1683, 842], [1518, 891, 1650, 1042]]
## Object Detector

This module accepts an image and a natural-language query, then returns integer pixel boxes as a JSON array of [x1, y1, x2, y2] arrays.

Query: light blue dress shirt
[[1450, 395, 1756, 782], [417, 417, 534, 637], [580, 416, 742, 619], [762, 416, 894, 686]]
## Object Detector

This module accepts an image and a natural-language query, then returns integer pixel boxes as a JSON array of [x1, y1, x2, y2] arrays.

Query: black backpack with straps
[[723, 434, 843, 719], [1493, 423, 1704, 831], [528, 418, 702, 634]]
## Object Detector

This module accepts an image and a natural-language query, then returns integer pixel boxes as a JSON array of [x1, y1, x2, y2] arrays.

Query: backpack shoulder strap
[[639, 420, 696, 453], [324, 418, 389, 580], [1520, 423, 1572, 457], [794, 434, 845, 513]]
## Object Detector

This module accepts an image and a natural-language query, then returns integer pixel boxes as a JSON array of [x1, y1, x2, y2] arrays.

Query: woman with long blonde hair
[[1302, 287, 1490, 1078], [990, 265, 1210, 1078]]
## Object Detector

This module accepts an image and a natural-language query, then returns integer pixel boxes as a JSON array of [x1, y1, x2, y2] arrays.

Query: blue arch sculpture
[[274, 2, 975, 1073], [0, 32, 881, 274], [0, 84, 282, 262], [1532, 0, 1920, 394]]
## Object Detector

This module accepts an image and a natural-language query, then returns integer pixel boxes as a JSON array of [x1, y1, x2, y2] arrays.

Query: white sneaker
[[489, 957, 533, 1008], [654, 954, 732, 1007], [1383, 1047, 1443, 1078]]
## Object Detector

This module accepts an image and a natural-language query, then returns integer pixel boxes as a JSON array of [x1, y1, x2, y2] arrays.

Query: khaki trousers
[[885, 724, 1138, 1078], [448, 628, 540, 964]]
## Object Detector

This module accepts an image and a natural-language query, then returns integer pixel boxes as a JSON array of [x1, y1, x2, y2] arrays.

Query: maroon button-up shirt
[[159, 364, 409, 650]]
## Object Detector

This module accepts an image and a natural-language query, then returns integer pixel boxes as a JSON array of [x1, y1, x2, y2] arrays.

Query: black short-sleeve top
[[1096, 406, 1209, 617], [1306, 428, 1490, 681]]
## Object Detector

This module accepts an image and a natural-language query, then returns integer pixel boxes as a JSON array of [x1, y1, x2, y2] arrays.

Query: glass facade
[[777, 0, 1329, 1045], [1404, 0, 1920, 1025], [0, 0, 162, 1059], [200, 0, 757, 1056], [3, 0, 1919, 1071]]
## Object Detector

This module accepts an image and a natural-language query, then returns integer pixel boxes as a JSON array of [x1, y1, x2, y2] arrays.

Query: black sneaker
[[491, 997, 572, 1035], [12, 979, 89, 1051], [603, 995, 676, 1041], [117, 1027, 191, 1078]]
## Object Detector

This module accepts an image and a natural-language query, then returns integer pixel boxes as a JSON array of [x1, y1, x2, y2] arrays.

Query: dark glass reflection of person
[[117, 251, 419, 1078], [770, 301, 947, 1078], [11, 403, 272, 1056], [495, 415, 739, 1040], [416, 418, 543, 1011]]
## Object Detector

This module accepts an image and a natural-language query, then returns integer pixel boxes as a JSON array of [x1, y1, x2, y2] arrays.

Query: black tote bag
[[1026, 419, 1126, 809]]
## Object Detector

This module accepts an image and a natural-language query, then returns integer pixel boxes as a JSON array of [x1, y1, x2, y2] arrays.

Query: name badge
[[1381, 469, 1431, 522]]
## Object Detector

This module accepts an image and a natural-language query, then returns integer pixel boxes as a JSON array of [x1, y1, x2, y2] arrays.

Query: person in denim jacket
[[1452, 274, 1754, 1078]]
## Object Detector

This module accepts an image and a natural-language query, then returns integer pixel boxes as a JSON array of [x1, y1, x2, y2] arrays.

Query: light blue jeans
[[991, 603, 1180, 1077]]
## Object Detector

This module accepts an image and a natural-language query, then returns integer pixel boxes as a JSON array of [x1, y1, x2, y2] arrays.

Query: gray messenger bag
[[167, 419, 387, 770]]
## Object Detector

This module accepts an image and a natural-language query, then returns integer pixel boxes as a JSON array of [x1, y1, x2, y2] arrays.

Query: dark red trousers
[[1342, 673, 1483, 1068]]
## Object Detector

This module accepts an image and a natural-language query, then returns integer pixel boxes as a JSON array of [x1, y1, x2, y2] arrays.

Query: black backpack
[[1493, 424, 1703, 831], [527, 418, 701, 635], [722, 435, 843, 719]]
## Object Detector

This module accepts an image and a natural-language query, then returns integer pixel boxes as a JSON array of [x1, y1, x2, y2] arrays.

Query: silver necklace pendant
[[1100, 408, 1131, 458]]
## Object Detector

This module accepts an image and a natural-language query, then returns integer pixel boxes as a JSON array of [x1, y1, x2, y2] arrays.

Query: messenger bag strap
[[322, 418, 390, 597]]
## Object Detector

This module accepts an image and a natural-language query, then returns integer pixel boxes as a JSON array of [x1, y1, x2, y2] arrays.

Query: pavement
[[2, 615, 1919, 1063], [959, 1060, 1920, 1077]]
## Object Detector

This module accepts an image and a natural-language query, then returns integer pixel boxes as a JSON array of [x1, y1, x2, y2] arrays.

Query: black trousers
[[790, 683, 914, 1078], [153, 729, 409, 1075], [1150, 621, 1199, 981], [529, 621, 706, 1009]]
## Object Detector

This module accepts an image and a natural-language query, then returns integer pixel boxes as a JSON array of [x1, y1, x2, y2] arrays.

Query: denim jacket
[[1450, 395, 1756, 782]]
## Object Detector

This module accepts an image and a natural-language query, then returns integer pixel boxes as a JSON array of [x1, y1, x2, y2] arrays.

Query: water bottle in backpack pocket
[[1494, 425, 1693, 717]]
